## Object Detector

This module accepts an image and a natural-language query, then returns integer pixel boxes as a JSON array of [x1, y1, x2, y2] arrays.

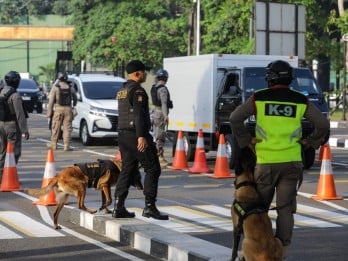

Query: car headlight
[[37, 92, 43, 102], [90, 106, 107, 117], [89, 106, 118, 117]]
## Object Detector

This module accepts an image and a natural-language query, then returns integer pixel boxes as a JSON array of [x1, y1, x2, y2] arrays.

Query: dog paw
[[54, 225, 62, 230]]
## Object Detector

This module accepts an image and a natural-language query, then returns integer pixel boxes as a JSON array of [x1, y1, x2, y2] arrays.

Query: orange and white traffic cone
[[33, 149, 57, 206], [115, 150, 122, 161], [170, 130, 189, 170], [189, 129, 213, 174], [210, 134, 234, 179], [0, 142, 22, 191], [312, 144, 342, 200], [317, 143, 333, 162]]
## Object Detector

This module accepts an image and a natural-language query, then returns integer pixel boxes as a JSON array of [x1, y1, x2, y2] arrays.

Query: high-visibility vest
[[253, 87, 308, 163]]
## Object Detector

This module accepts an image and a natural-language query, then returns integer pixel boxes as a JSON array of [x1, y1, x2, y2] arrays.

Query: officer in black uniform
[[112, 60, 168, 220]]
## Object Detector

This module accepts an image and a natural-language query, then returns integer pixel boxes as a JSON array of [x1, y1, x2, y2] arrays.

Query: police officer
[[112, 60, 168, 220], [47, 72, 77, 151], [0, 71, 30, 181], [229, 60, 330, 259], [151, 69, 173, 168]]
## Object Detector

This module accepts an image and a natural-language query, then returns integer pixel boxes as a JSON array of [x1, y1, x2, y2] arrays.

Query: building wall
[[0, 15, 70, 84]]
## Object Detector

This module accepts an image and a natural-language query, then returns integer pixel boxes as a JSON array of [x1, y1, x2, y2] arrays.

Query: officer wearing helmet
[[229, 60, 329, 259], [151, 69, 173, 168], [0, 71, 30, 182], [47, 72, 77, 151]]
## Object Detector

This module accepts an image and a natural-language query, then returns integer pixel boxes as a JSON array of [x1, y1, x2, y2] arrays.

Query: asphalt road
[[1, 112, 348, 261]]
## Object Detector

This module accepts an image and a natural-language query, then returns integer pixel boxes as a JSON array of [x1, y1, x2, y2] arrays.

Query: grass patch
[[329, 108, 347, 121]]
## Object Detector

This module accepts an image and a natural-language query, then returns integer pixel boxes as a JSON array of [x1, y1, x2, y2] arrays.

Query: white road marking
[[128, 207, 212, 233], [0, 224, 22, 239], [13, 192, 145, 261], [0, 211, 64, 237]]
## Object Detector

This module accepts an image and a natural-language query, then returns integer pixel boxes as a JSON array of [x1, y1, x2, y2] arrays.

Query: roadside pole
[[342, 34, 348, 121]]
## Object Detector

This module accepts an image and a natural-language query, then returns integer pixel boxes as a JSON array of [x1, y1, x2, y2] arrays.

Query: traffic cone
[[33, 149, 57, 206], [189, 129, 213, 174], [0, 142, 22, 191], [312, 144, 342, 200], [210, 134, 234, 179], [317, 143, 333, 162], [171, 130, 189, 170], [115, 150, 122, 161]]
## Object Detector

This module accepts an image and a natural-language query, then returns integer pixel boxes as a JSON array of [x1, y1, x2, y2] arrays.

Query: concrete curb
[[330, 121, 348, 129], [68, 208, 232, 261], [329, 137, 348, 148]]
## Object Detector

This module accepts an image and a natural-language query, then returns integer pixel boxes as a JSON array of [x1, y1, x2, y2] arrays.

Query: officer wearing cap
[[229, 60, 329, 259], [0, 71, 30, 182], [112, 60, 168, 220]]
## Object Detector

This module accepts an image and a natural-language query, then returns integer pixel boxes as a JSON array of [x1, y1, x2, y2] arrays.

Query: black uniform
[[114, 79, 166, 219]]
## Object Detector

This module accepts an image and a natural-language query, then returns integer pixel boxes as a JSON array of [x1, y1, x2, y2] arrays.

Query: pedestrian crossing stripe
[[0, 211, 64, 238], [129, 208, 212, 233], [2, 202, 347, 239]]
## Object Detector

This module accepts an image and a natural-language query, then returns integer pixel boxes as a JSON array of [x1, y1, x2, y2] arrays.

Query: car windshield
[[244, 67, 321, 96], [18, 80, 39, 90], [82, 81, 123, 99]]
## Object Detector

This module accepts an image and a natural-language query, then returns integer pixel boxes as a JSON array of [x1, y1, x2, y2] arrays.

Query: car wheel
[[36, 102, 43, 113], [80, 121, 93, 145]]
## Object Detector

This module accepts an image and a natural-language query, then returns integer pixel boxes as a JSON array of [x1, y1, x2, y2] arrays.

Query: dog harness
[[74, 160, 118, 188], [233, 181, 267, 229]]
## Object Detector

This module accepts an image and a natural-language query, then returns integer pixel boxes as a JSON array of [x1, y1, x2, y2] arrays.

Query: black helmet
[[57, 72, 68, 81], [156, 69, 169, 80], [265, 60, 293, 86], [4, 71, 21, 89]]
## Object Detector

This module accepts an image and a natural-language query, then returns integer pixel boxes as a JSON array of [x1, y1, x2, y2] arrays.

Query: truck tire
[[183, 132, 195, 161], [80, 121, 93, 146], [303, 147, 315, 169], [225, 134, 238, 169], [171, 131, 195, 161]]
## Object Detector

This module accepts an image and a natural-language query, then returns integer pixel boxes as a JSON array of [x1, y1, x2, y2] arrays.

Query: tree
[[68, 0, 190, 70]]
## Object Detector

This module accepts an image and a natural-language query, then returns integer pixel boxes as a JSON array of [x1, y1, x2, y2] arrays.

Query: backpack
[[56, 83, 72, 106], [150, 84, 173, 109], [0, 88, 16, 121]]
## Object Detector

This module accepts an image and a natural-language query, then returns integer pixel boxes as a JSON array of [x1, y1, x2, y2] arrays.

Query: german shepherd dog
[[231, 147, 282, 261], [27, 159, 142, 230]]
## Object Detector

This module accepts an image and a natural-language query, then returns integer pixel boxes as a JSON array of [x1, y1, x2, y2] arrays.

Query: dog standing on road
[[27, 159, 142, 230], [231, 148, 282, 261]]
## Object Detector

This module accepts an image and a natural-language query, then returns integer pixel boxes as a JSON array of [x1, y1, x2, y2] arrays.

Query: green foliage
[[69, 0, 189, 70], [201, 0, 254, 54], [37, 63, 56, 84], [1, 0, 348, 74]]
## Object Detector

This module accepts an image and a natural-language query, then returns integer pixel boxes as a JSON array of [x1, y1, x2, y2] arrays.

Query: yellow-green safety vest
[[253, 87, 308, 163]]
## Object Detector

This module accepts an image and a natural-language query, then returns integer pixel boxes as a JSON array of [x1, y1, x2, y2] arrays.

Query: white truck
[[164, 54, 329, 169]]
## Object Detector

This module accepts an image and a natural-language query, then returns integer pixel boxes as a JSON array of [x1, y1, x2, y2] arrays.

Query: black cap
[[126, 60, 151, 74]]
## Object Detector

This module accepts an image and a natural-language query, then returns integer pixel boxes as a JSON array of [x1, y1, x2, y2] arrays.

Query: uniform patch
[[117, 89, 128, 100], [265, 103, 296, 117], [137, 95, 143, 102]]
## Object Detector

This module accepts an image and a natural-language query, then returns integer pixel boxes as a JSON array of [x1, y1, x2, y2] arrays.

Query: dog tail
[[26, 177, 59, 196]]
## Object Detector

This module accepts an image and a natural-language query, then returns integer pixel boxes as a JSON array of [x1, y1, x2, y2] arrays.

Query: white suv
[[68, 73, 125, 145]]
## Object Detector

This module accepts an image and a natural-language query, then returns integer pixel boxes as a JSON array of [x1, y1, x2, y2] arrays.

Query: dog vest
[[253, 87, 307, 163], [74, 160, 118, 188]]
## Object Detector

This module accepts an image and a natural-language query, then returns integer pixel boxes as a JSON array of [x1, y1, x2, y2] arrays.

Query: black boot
[[142, 202, 168, 220], [112, 197, 135, 218], [112, 207, 135, 218]]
